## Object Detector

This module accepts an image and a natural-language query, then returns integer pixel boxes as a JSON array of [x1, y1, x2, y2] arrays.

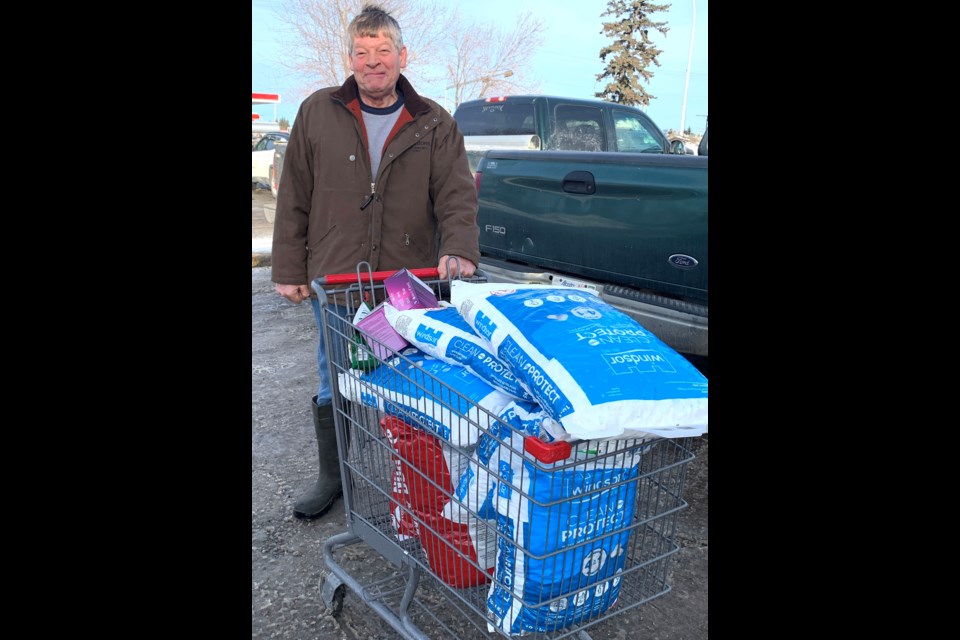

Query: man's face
[[350, 33, 407, 103]]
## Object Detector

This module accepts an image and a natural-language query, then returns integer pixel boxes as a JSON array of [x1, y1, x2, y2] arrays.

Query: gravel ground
[[252, 265, 708, 639]]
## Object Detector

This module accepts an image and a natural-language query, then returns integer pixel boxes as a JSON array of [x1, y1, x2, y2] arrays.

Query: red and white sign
[[252, 92, 280, 104]]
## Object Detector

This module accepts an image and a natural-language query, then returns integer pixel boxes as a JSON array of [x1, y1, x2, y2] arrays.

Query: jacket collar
[[332, 74, 429, 115]]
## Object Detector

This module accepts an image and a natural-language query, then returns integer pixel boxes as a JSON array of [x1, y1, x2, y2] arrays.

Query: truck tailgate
[[477, 151, 708, 304]]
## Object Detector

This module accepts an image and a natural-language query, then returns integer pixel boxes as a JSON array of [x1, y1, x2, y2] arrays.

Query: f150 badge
[[668, 254, 699, 270]]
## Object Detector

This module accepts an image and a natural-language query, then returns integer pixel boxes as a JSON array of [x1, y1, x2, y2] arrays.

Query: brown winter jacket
[[271, 74, 480, 293]]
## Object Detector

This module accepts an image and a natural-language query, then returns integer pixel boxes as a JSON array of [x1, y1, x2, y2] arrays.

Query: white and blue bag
[[442, 401, 561, 571], [443, 400, 560, 523], [451, 281, 708, 440], [335, 347, 513, 447], [384, 304, 536, 403], [485, 441, 644, 635]]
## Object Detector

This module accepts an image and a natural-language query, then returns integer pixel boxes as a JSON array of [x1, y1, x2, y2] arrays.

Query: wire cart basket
[[311, 262, 697, 640]]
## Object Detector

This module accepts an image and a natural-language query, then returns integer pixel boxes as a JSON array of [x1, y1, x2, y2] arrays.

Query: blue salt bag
[[443, 400, 557, 526], [384, 304, 536, 403], [336, 347, 513, 447], [441, 400, 559, 579], [451, 281, 708, 441], [485, 442, 643, 635]]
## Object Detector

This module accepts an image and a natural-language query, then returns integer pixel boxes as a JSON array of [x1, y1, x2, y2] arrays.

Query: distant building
[[253, 92, 282, 136]]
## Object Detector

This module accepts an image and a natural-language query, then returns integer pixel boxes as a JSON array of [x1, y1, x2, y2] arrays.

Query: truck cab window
[[455, 103, 536, 136], [613, 110, 664, 153], [555, 105, 606, 151]]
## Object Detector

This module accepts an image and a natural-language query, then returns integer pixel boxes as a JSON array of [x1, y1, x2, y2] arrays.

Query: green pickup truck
[[474, 148, 708, 357], [456, 96, 706, 356]]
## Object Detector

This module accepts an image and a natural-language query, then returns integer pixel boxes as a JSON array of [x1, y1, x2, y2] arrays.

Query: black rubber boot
[[293, 396, 343, 519]]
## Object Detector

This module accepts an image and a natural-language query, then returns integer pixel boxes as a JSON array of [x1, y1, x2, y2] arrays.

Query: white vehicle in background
[[252, 131, 289, 190], [252, 92, 286, 190], [270, 139, 288, 201]]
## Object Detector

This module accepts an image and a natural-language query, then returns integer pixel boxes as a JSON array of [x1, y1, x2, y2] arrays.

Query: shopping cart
[[311, 262, 697, 640]]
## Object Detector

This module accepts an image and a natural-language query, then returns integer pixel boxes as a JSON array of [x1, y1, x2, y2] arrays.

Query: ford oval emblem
[[668, 254, 699, 270]]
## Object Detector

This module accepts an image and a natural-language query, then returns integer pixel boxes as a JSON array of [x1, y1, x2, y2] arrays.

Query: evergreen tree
[[595, 1, 671, 107], [279, 117, 290, 131]]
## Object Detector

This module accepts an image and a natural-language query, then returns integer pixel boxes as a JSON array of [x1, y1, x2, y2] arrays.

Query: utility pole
[[680, 0, 696, 137]]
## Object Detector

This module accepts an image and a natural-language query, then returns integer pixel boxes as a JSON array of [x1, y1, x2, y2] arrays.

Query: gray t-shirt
[[361, 91, 404, 180]]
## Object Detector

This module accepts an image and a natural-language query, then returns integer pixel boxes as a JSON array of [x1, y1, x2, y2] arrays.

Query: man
[[271, 4, 480, 519]]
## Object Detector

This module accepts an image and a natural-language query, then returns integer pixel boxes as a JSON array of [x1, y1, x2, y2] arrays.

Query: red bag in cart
[[418, 511, 494, 589], [387, 453, 419, 541], [380, 416, 493, 588], [381, 416, 457, 516]]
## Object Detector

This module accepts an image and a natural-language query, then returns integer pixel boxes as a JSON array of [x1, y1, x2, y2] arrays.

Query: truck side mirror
[[670, 140, 687, 154]]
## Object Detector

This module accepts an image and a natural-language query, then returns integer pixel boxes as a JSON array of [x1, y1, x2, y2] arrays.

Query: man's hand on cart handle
[[276, 283, 312, 303], [438, 255, 477, 280]]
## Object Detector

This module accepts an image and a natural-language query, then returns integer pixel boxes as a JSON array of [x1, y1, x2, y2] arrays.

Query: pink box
[[384, 269, 439, 310], [355, 302, 410, 361]]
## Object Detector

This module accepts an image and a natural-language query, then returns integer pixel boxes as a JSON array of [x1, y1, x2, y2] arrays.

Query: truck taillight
[[485, 96, 507, 102], [474, 170, 482, 191]]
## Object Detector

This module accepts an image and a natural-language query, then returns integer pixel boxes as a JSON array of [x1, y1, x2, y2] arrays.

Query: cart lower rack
[[312, 264, 696, 640]]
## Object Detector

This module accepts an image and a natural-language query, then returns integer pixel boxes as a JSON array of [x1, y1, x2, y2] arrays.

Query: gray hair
[[348, 4, 404, 54]]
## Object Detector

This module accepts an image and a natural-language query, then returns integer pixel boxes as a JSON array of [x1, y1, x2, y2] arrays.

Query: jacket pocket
[[307, 224, 336, 255], [399, 231, 436, 266]]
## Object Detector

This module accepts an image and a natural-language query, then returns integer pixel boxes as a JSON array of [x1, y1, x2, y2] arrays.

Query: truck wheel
[[269, 167, 279, 199]]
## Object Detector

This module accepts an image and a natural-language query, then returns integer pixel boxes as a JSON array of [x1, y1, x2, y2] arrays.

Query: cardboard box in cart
[[354, 302, 410, 361], [384, 269, 439, 310], [355, 269, 441, 361]]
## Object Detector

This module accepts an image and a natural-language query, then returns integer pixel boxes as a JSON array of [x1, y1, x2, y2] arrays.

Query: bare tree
[[270, 1, 544, 111], [442, 11, 546, 110], [274, 0, 453, 103]]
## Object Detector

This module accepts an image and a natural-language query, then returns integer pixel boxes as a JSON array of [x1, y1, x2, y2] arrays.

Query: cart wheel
[[319, 571, 346, 616], [329, 584, 345, 616]]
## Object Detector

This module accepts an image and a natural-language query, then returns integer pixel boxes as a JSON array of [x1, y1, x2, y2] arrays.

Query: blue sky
[[252, 0, 707, 135]]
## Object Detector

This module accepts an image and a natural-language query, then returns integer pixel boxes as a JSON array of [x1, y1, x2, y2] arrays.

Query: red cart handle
[[316, 268, 440, 286]]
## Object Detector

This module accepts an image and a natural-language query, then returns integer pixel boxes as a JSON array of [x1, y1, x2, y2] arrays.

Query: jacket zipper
[[360, 182, 376, 210]]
